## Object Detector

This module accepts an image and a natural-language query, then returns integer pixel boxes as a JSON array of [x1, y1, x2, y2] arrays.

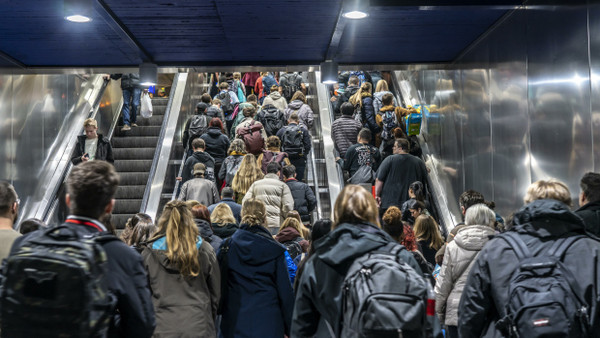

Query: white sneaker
[[131, 123, 138, 127], [121, 125, 131, 131]]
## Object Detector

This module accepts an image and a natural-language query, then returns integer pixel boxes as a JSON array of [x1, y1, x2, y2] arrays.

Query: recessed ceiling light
[[65, 14, 92, 23], [342, 11, 368, 19]]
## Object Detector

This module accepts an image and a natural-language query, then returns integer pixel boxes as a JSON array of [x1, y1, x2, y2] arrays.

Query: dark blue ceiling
[[0, 0, 523, 68]]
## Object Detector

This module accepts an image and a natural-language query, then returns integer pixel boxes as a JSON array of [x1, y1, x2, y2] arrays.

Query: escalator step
[[152, 98, 169, 106], [114, 126, 162, 137], [110, 214, 133, 230], [114, 185, 147, 199], [150, 106, 166, 116], [113, 148, 157, 160], [118, 172, 150, 186], [112, 136, 159, 148], [134, 115, 164, 127], [112, 199, 143, 214], [113, 160, 153, 172]]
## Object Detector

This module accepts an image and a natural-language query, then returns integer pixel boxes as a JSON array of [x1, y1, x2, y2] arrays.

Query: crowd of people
[[1, 70, 600, 337]]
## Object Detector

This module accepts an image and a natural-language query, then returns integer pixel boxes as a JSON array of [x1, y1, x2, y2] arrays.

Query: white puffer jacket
[[242, 173, 294, 232], [434, 224, 495, 326]]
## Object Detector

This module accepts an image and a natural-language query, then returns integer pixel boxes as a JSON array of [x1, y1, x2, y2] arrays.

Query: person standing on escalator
[[108, 73, 142, 132], [71, 118, 114, 165]]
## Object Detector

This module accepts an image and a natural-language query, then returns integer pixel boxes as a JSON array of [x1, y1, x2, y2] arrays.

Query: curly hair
[[228, 139, 247, 155], [401, 224, 418, 252]]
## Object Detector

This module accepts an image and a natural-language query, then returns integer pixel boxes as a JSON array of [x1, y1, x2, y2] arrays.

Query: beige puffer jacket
[[434, 224, 495, 326], [242, 173, 294, 233]]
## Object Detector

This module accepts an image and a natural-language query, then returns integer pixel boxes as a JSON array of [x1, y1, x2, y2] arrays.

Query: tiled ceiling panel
[[0, 0, 523, 67]]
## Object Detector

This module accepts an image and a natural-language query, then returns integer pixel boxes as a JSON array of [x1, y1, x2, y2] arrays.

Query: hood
[[374, 91, 391, 101], [454, 225, 495, 251], [288, 100, 304, 110], [269, 91, 282, 100], [207, 127, 223, 137], [512, 199, 587, 238], [192, 151, 213, 163], [194, 218, 214, 239], [275, 226, 301, 243], [344, 85, 360, 97], [315, 222, 392, 266], [231, 224, 285, 265], [213, 222, 238, 238], [206, 106, 222, 114], [149, 236, 203, 271]]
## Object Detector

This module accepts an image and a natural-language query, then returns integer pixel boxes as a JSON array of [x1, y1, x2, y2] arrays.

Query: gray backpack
[[342, 243, 429, 337]]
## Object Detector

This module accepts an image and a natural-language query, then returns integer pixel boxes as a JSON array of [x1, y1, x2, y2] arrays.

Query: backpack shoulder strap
[[500, 231, 531, 260], [547, 235, 585, 259]]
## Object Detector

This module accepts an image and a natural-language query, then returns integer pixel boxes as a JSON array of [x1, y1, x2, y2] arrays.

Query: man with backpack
[[235, 106, 267, 156], [338, 129, 381, 185], [280, 72, 306, 102], [332, 102, 363, 158], [277, 113, 311, 182], [179, 138, 216, 184], [256, 104, 286, 137], [283, 165, 316, 225], [182, 102, 210, 155], [214, 82, 240, 133], [377, 93, 399, 158], [331, 75, 361, 117], [0, 182, 21, 262], [459, 179, 600, 338], [1, 161, 156, 337]]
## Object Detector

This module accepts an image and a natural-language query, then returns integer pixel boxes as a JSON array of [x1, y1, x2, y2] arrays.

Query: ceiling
[[0, 0, 524, 69]]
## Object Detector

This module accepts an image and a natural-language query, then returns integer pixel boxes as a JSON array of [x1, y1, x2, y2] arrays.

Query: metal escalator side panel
[[140, 73, 188, 221]]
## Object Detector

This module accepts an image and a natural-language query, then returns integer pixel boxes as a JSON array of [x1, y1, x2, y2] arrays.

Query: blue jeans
[[122, 87, 141, 125]]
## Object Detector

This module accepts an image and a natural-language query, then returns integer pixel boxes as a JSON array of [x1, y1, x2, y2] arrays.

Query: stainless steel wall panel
[[590, 4, 600, 172], [488, 10, 529, 216], [404, 4, 600, 219], [526, 6, 592, 197]]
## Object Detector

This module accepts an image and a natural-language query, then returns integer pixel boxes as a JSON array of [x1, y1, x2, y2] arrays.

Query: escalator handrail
[[314, 71, 343, 210], [140, 73, 188, 220], [391, 71, 457, 234]]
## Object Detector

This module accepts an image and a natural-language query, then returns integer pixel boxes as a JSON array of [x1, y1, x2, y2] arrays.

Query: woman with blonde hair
[[210, 203, 238, 238], [141, 200, 220, 337], [414, 214, 445, 266], [218, 198, 294, 338], [284, 91, 314, 130], [231, 154, 264, 204], [219, 139, 247, 187], [275, 216, 310, 261], [292, 185, 422, 337], [349, 81, 380, 144], [373, 79, 398, 114]]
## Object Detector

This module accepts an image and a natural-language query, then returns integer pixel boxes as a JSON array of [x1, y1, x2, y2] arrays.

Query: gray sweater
[[178, 177, 220, 206]]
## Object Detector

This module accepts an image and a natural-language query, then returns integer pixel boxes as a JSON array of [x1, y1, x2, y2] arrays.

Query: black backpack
[[281, 73, 300, 102], [188, 114, 209, 141], [259, 105, 285, 137], [281, 124, 305, 159], [341, 243, 430, 337], [496, 232, 593, 337], [218, 92, 235, 119], [0, 225, 118, 337]]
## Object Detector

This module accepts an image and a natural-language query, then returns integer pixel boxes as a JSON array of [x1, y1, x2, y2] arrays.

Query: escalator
[[316, 71, 453, 235], [111, 97, 169, 229]]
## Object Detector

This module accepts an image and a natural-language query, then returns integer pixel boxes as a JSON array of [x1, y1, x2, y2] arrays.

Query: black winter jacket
[[333, 85, 359, 117], [195, 218, 223, 253], [182, 151, 216, 183], [110, 73, 140, 89], [10, 217, 156, 338], [71, 134, 114, 165], [575, 200, 600, 237], [285, 178, 317, 222], [276, 123, 312, 160], [291, 222, 422, 337], [360, 96, 381, 135], [458, 199, 600, 337], [200, 127, 230, 163], [339, 142, 381, 178]]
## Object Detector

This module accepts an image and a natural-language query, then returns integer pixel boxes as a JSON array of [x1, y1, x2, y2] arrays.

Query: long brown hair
[[232, 154, 264, 197], [413, 214, 444, 250], [333, 185, 380, 228], [152, 200, 201, 277], [290, 91, 306, 104]]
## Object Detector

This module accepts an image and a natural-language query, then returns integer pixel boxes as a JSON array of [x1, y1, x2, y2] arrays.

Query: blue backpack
[[262, 75, 278, 95]]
